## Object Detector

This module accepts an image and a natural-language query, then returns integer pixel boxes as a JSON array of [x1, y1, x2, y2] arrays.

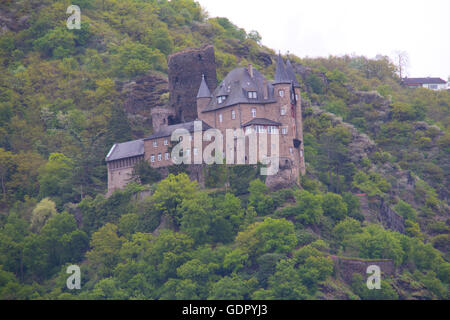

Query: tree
[[86, 223, 124, 277], [152, 173, 199, 226], [322, 193, 348, 221], [236, 217, 297, 260], [0, 148, 14, 202], [394, 50, 409, 79], [30, 198, 57, 233], [208, 274, 248, 300], [248, 179, 274, 216], [131, 160, 161, 185], [266, 259, 308, 300], [38, 153, 75, 208], [179, 192, 214, 245]]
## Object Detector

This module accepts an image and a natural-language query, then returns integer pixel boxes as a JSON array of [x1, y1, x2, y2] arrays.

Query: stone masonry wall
[[168, 45, 217, 122]]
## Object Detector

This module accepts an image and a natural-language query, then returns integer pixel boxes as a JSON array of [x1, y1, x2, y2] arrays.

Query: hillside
[[0, 0, 448, 300]]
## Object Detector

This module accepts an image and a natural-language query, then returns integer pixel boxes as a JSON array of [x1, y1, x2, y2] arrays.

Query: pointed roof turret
[[197, 74, 212, 98], [286, 59, 300, 87], [274, 53, 291, 85]]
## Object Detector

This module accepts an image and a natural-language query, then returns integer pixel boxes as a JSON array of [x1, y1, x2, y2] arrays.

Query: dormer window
[[217, 96, 227, 104], [248, 91, 257, 99]]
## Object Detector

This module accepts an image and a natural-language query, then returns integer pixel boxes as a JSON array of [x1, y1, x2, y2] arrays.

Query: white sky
[[197, 0, 450, 80]]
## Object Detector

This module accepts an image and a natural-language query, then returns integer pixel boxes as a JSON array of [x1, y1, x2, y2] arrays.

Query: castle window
[[193, 148, 198, 156], [248, 91, 257, 99], [217, 96, 226, 104], [231, 110, 236, 120], [245, 127, 253, 135], [300, 150, 303, 157], [158, 153, 162, 161], [282, 127, 288, 135], [186, 148, 191, 156], [295, 94, 299, 101], [267, 126, 278, 134], [279, 90, 285, 97], [153, 141, 157, 147], [289, 147, 293, 155], [151, 155, 155, 162], [164, 139, 168, 146], [257, 125, 265, 133], [251, 108, 256, 118], [280, 106, 287, 115], [219, 113, 223, 123], [165, 152, 170, 160]]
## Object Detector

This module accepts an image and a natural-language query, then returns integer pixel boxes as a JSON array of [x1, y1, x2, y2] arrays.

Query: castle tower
[[196, 74, 212, 117], [151, 106, 175, 133], [286, 58, 305, 176], [273, 54, 306, 182], [168, 45, 217, 122]]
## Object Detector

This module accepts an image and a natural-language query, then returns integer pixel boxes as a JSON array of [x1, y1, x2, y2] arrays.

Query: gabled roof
[[197, 74, 212, 98], [403, 77, 447, 85], [273, 54, 291, 85], [143, 120, 212, 140], [242, 118, 282, 127], [105, 139, 144, 162], [202, 67, 276, 112]]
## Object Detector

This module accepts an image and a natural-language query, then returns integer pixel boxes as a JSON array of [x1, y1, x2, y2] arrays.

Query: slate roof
[[403, 77, 447, 85], [202, 67, 276, 112], [143, 120, 212, 140], [105, 139, 144, 162], [197, 74, 212, 98], [242, 118, 282, 127], [274, 54, 291, 85]]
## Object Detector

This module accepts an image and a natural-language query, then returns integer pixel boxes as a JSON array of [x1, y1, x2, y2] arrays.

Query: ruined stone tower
[[168, 44, 217, 122]]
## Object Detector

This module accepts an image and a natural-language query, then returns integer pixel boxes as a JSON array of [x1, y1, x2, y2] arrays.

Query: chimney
[[248, 64, 253, 78], [263, 79, 268, 100]]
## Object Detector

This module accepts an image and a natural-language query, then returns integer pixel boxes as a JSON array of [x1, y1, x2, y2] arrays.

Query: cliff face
[[120, 71, 169, 138], [167, 44, 217, 122]]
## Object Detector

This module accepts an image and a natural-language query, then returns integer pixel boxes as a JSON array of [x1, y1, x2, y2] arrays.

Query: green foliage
[[0, 0, 449, 301], [30, 198, 57, 233], [321, 193, 348, 221], [352, 170, 391, 197], [236, 218, 297, 261], [351, 274, 398, 300], [132, 160, 161, 185], [248, 179, 274, 216], [38, 153, 75, 208], [394, 200, 418, 221], [306, 74, 325, 95], [152, 173, 199, 226], [278, 190, 323, 225]]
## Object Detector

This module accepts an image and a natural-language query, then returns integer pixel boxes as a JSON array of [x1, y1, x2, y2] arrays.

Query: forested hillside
[[0, 0, 448, 300]]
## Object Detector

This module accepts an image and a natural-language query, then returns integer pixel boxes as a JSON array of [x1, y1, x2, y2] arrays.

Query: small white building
[[402, 77, 447, 91]]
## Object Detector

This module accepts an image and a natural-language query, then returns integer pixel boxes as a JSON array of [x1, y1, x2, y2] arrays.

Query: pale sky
[[197, 0, 450, 80]]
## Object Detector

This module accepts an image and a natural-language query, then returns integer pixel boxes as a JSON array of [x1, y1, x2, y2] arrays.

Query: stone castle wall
[[168, 44, 217, 122]]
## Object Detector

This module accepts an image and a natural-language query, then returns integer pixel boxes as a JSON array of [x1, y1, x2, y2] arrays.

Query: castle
[[105, 46, 306, 194]]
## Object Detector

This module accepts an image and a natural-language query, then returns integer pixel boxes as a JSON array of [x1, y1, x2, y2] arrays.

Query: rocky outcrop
[[0, 7, 30, 34], [379, 198, 405, 233], [120, 71, 169, 137], [310, 106, 376, 162]]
